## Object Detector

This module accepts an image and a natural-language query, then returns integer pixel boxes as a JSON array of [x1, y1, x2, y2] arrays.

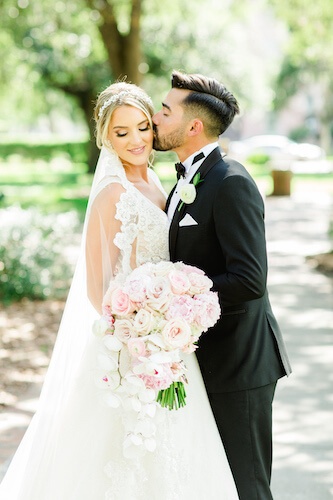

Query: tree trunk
[[88, 0, 143, 84], [319, 79, 333, 154], [79, 90, 100, 173]]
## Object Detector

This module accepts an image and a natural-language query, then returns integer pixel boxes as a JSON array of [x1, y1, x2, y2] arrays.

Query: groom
[[153, 71, 291, 500]]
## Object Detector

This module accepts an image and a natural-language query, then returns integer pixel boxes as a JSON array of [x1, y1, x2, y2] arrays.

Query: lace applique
[[113, 184, 169, 278], [103, 408, 189, 499]]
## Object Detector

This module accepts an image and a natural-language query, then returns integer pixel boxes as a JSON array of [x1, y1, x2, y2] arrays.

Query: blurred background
[[0, 0, 333, 495]]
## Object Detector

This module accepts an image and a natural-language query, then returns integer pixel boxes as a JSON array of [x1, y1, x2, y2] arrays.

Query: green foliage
[[0, 156, 91, 216], [288, 125, 312, 142], [246, 153, 270, 165], [0, 140, 89, 162], [0, 206, 81, 303]]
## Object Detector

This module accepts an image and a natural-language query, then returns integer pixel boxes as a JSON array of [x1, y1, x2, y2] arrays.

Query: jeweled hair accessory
[[98, 90, 153, 118]]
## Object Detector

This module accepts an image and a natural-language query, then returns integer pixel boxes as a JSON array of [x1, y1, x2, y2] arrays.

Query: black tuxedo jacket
[[167, 146, 291, 393]]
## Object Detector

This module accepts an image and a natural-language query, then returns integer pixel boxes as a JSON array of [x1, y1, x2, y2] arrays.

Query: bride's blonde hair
[[94, 82, 155, 152]]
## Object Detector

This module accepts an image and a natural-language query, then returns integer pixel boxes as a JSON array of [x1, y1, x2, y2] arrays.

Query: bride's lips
[[128, 146, 145, 155]]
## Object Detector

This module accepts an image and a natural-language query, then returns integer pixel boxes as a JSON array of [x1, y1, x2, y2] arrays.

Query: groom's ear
[[188, 119, 203, 137]]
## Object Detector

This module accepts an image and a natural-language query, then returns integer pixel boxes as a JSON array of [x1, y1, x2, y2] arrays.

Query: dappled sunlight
[[267, 193, 333, 499]]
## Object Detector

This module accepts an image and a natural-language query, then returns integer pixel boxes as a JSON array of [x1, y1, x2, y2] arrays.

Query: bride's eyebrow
[[112, 119, 149, 130]]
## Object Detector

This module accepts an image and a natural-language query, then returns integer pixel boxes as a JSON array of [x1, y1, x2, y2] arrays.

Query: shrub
[[0, 206, 82, 303], [246, 153, 270, 165], [0, 140, 89, 163]]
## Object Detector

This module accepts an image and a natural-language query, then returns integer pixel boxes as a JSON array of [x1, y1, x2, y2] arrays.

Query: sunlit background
[[0, 0, 332, 497]]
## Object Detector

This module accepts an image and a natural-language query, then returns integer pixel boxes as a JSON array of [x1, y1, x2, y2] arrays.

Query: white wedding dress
[[0, 148, 239, 500]]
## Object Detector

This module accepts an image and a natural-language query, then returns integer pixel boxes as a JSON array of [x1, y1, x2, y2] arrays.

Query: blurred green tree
[[269, 0, 333, 151], [3, 0, 275, 169]]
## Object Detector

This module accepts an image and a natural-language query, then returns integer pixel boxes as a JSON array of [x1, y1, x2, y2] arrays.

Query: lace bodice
[[113, 169, 170, 278]]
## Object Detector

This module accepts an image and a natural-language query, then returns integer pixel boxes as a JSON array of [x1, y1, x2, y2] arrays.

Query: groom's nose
[[152, 111, 160, 125]]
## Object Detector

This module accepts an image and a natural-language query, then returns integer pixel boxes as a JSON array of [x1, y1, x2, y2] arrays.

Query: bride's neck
[[122, 162, 149, 184]]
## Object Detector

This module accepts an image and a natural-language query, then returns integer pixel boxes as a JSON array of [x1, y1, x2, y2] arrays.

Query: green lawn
[[0, 156, 332, 217]]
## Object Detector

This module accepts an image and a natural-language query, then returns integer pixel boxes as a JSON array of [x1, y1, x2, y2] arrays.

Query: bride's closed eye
[[139, 125, 150, 132], [116, 123, 150, 138]]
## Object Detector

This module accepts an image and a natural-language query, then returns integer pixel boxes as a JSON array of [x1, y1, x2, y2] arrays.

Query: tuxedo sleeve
[[211, 174, 267, 306]]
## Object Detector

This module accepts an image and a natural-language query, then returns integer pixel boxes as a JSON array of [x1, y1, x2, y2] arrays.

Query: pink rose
[[162, 318, 192, 350], [146, 276, 172, 312], [188, 272, 212, 295], [128, 338, 146, 358], [193, 292, 221, 330], [114, 319, 134, 342], [102, 280, 119, 310], [178, 263, 205, 276], [166, 295, 195, 323], [111, 288, 133, 316], [168, 270, 191, 295]]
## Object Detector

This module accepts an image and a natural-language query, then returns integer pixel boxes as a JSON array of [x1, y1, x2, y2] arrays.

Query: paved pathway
[[266, 192, 333, 499], [1, 190, 333, 499]]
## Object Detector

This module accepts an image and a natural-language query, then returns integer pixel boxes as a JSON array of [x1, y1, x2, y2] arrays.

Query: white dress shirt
[[167, 142, 219, 221]]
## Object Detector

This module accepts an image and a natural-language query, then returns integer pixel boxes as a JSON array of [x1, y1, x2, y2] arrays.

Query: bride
[[0, 83, 239, 499]]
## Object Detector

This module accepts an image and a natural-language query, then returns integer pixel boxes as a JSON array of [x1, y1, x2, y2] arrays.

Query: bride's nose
[[130, 130, 142, 145]]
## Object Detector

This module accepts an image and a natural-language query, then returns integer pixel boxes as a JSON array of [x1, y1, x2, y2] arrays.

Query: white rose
[[133, 309, 154, 335], [153, 261, 176, 277], [114, 319, 134, 342], [146, 276, 172, 312], [188, 272, 213, 294], [179, 184, 196, 205]]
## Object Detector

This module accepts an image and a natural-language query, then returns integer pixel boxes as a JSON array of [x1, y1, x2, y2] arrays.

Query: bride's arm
[[86, 182, 125, 314]]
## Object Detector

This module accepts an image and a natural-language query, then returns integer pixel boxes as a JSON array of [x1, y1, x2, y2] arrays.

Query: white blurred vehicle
[[229, 135, 326, 162]]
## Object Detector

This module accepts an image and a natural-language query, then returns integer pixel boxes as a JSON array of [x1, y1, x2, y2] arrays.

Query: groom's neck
[[174, 137, 218, 163]]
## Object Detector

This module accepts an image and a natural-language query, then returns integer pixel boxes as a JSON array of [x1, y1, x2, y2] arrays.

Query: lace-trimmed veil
[[0, 147, 131, 497]]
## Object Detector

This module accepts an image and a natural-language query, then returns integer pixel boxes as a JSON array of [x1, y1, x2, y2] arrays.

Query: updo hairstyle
[[94, 82, 154, 150]]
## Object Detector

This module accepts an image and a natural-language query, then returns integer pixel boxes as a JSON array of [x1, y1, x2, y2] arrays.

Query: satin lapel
[[169, 146, 225, 258], [165, 183, 177, 214]]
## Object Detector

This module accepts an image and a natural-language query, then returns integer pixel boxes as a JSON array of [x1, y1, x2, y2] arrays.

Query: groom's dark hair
[[171, 70, 239, 137]]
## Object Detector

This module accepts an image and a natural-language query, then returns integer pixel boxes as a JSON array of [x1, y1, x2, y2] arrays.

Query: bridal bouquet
[[93, 260, 220, 458]]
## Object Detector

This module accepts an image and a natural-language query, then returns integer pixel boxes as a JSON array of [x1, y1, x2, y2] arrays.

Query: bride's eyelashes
[[115, 124, 151, 138]]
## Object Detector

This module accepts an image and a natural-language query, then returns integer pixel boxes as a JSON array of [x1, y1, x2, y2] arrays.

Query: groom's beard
[[153, 124, 186, 151]]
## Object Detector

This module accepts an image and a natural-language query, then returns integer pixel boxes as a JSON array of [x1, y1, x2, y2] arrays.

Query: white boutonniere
[[178, 173, 204, 211]]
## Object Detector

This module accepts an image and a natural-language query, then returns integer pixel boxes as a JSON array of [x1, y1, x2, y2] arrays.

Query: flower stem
[[157, 382, 187, 410]]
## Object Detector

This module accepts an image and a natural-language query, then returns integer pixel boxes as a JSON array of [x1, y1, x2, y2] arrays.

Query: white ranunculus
[[179, 184, 196, 205], [92, 317, 109, 338]]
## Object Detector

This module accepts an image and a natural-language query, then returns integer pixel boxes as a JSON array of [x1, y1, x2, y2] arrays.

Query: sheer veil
[[0, 146, 129, 497]]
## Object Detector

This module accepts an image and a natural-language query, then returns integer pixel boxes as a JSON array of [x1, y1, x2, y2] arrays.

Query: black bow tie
[[175, 162, 186, 180], [175, 152, 205, 180]]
